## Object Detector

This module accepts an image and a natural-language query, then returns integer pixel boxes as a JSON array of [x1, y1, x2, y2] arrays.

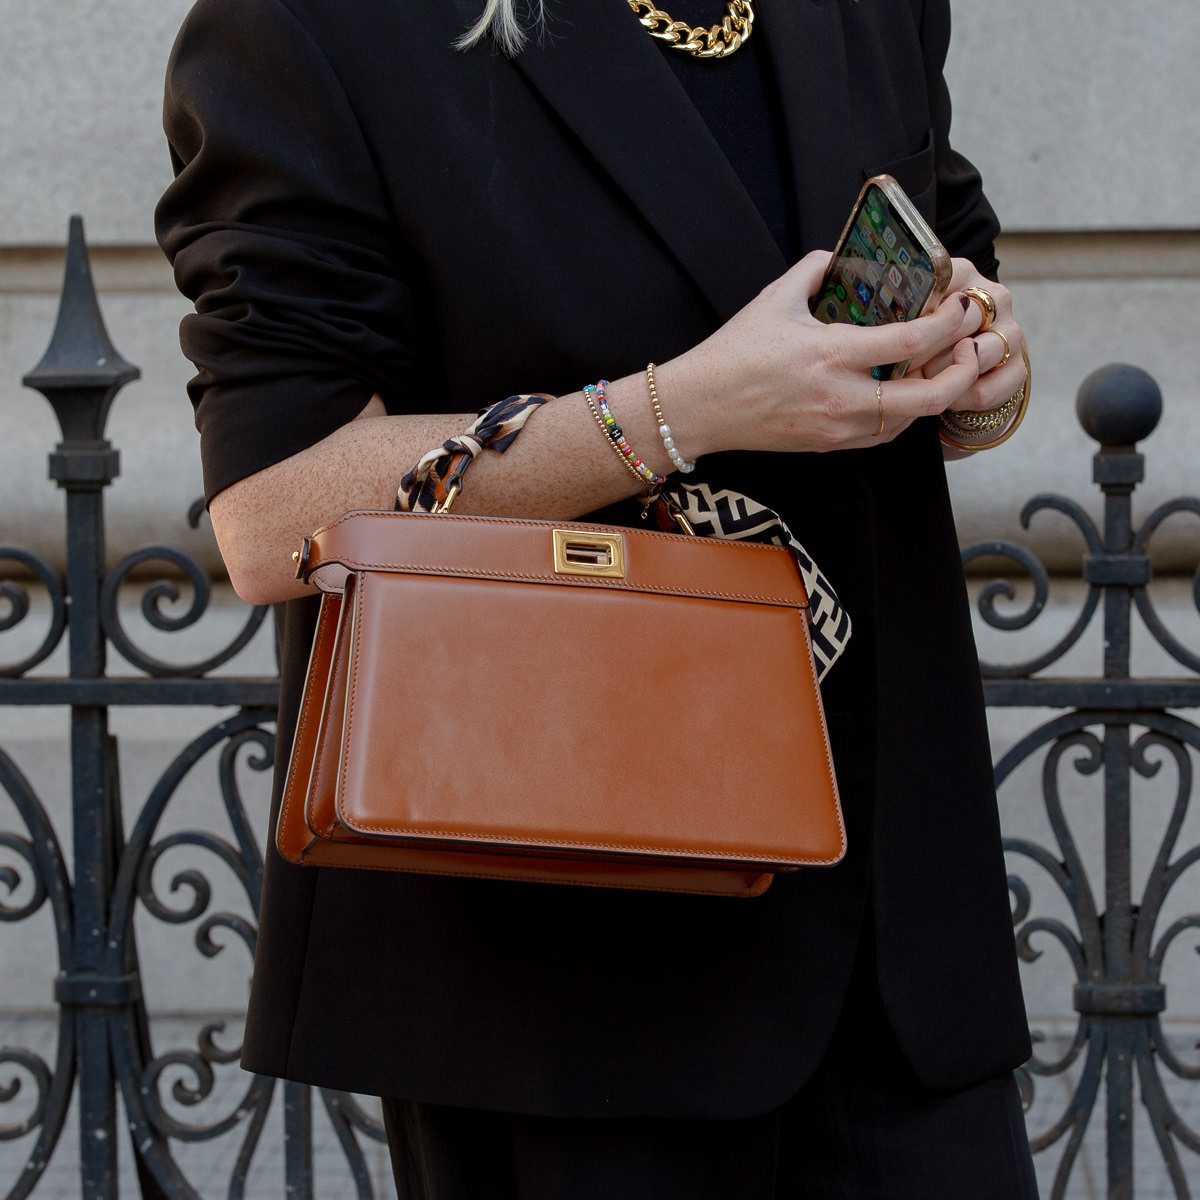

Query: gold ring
[[985, 327, 1011, 368], [873, 378, 884, 436], [962, 286, 997, 332]]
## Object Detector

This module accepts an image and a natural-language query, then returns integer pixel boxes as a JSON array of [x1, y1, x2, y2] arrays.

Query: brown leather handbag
[[276, 399, 845, 898]]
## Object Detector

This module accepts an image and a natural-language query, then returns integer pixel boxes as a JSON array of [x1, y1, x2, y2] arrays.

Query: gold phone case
[[815, 174, 953, 379]]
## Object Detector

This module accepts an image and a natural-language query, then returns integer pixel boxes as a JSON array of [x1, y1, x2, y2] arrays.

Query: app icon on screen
[[887, 264, 904, 289], [855, 281, 873, 305], [897, 247, 911, 267], [825, 300, 840, 322], [848, 300, 864, 323], [882, 226, 896, 249]]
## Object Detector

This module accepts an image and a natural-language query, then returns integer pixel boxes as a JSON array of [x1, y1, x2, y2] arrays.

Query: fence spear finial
[[22, 215, 140, 450], [21, 216, 141, 488]]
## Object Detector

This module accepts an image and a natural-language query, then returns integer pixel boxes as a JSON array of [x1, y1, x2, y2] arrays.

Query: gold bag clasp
[[552, 529, 626, 578]]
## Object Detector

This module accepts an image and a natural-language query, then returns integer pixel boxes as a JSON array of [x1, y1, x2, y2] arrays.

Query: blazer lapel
[[509, 2, 786, 320], [757, 0, 861, 251]]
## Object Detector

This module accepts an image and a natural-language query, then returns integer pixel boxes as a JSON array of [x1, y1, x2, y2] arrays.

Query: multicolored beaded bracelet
[[583, 385, 648, 487], [583, 380, 666, 488]]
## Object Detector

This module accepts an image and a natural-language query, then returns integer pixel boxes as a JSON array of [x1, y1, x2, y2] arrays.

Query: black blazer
[[158, 0, 1031, 1117]]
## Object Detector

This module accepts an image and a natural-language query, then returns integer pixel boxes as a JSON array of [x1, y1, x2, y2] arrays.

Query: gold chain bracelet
[[938, 346, 1032, 453], [943, 395, 1019, 433]]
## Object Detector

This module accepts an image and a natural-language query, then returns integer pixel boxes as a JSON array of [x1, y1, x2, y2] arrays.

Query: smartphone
[[810, 174, 952, 380]]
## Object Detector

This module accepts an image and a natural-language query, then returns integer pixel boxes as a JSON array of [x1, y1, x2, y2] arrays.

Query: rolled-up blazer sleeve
[[155, 0, 421, 502]]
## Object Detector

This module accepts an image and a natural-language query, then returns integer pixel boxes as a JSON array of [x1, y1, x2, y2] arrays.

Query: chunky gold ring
[[985, 327, 1011, 368], [962, 286, 997, 332], [873, 378, 885, 437]]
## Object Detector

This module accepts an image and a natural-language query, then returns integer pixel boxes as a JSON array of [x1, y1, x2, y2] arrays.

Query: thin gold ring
[[984, 327, 1011, 368], [962, 286, 997, 332], [873, 378, 884, 437]]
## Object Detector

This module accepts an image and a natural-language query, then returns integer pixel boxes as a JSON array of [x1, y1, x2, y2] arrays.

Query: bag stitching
[[332, 819, 843, 867], [277, 597, 337, 863], [335, 573, 842, 866], [296, 850, 771, 895], [308, 514, 808, 606]]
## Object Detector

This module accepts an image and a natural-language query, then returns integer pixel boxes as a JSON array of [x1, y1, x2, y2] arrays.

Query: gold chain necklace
[[627, 0, 754, 58]]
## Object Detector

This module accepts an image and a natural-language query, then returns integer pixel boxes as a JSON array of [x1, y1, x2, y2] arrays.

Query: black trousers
[[382, 931, 1038, 1200]]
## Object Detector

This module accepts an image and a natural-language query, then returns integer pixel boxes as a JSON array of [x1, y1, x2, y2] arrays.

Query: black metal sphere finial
[[1075, 363, 1163, 447]]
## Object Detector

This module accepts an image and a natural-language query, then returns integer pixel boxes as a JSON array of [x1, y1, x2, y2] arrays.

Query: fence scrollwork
[[960, 362, 1200, 1198], [0, 551, 67, 679]]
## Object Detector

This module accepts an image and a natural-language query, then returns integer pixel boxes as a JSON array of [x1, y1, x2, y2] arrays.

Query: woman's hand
[[911, 258, 1027, 416], [652, 251, 987, 460]]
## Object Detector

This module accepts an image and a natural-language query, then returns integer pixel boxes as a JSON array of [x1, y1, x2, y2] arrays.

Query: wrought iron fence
[[974, 361, 1200, 1197], [0, 219, 1197, 1197]]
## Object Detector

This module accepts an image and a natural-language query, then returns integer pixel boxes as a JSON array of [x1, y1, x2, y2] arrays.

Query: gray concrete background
[[946, 0, 1200, 232], [0, 0, 191, 247]]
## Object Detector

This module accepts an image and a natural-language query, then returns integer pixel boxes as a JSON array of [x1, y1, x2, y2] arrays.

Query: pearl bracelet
[[646, 363, 696, 474]]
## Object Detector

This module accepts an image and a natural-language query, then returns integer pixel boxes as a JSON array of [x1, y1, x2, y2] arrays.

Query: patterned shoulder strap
[[396, 395, 850, 679], [654, 481, 851, 681]]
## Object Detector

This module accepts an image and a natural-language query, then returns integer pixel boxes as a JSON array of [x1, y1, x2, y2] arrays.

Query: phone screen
[[813, 183, 942, 380]]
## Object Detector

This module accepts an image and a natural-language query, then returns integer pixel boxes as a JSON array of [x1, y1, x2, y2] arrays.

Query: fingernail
[[959, 295, 971, 312]]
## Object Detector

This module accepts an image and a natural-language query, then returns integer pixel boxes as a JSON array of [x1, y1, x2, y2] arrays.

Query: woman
[[157, 0, 1038, 1194]]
